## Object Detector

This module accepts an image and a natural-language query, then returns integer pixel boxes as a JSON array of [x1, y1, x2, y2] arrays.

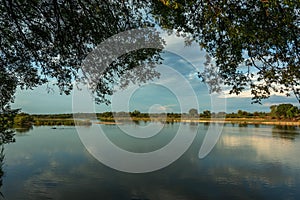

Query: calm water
[[1, 123, 300, 200]]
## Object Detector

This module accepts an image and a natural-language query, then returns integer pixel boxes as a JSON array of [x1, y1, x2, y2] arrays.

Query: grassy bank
[[34, 119, 92, 126], [13, 111, 300, 128], [98, 116, 300, 126]]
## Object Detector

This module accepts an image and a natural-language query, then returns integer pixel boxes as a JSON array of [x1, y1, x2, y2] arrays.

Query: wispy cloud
[[149, 104, 177, 113], [162, 32, 206, 69]]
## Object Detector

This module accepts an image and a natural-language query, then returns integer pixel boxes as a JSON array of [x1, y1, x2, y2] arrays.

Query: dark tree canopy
[[0, 0, 299, 112], [0, 0, 164, 110], [152, 0, 300, 103]]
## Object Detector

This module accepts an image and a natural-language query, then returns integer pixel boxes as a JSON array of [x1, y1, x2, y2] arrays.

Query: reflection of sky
[[129, 84, 180, 113], [11, 33, 299, 114], [2, 125, 300, 199], [220, 126, 300, 169]]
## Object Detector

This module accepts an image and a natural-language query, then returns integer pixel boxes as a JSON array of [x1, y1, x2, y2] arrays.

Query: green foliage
[[0, 0, 164, 109], [270, 103, 299, 119], [167, 112, 181, 118], [34, 119, 91, 126], [151, 0, 300, 103], [0, 71, 17, 110], [270, 105, 278, 118], [130, 110, 141, 117], [0, 0, 299, 115], [200, 110, 211, 118], [98, 112, 114, 120], [277, 104, 294, 118], [32, 114, 73, 119], [226, 110, 266, 118], [253, 111, 267, 118], [286, 106, 299, 119], [0, 109, 19, 144], [237, 110, 249, 118], [14, 113, 33, 126], [1, 0, 299, 111]]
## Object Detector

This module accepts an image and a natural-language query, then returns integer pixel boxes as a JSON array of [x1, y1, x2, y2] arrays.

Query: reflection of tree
[[14, 125, 33, 134], [238, 123, 248, 128], [0, 146, 5, 197], [0, 109, 17, 197], [272, 125, 299, 140]]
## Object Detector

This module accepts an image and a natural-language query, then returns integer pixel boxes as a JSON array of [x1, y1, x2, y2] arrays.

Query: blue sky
[[12, 33, 299, 114]]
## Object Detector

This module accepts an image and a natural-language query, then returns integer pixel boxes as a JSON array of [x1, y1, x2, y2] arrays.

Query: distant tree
[[13, 113, 33, 126], [286, 106, 299, 119], [269, 104, 299, 119], [237, 110, 249, 118], [188, 108, 198, 117], [270, 105, 278, 118], [167, 112, 181, 118], [226, 112, 236, 118], [130, 110, 141, 118], [276, 104, 294, 118], [253, 112, 259, 117], [253, 111, 267, 118], [201, 110, 211, 118], [99, 112, 114, 119]]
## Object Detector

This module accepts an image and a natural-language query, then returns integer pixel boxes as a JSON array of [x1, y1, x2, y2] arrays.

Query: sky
[[11, 32, 299, 114]]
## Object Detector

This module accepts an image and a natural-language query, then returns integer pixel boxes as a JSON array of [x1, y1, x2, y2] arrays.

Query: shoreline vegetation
[[10, 103, 300, 129], [95, 117, 300, 126], [13, 115, 300, 129]]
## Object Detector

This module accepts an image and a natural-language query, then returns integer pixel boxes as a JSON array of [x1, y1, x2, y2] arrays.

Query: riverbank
[[33, 118, 92, 126], [98, 117, 300, 126], [15, 114, 300, 127]]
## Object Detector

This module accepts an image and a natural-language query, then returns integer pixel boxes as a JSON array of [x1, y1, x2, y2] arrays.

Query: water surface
[[1, 123, 300, 200]]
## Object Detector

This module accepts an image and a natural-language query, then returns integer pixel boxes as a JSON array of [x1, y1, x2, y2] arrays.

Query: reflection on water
[[0, 147, 4, 197], [14, 125, 33, 134], [0, 128, 15, 198], [0, 124, 300, 199], [272, 125, 300, 140]]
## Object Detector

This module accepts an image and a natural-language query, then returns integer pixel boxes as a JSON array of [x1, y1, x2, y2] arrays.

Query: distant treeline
[[97, 103, 300, 121], [9, 103, 300, 127], [31, 113, 73, 119], [13, 113, 92, 128]]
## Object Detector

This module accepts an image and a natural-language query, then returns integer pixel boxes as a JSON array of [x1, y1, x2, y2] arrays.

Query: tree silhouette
[[151, 0, 300, 103], [1, 0, 299, 109], [0, 0, 164, 108]]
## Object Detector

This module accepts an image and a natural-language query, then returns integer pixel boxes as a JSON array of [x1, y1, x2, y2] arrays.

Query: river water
[[1, 123, 300, 199]]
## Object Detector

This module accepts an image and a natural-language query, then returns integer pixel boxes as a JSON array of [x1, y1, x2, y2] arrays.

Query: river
[[1, 123, 300, 199]]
